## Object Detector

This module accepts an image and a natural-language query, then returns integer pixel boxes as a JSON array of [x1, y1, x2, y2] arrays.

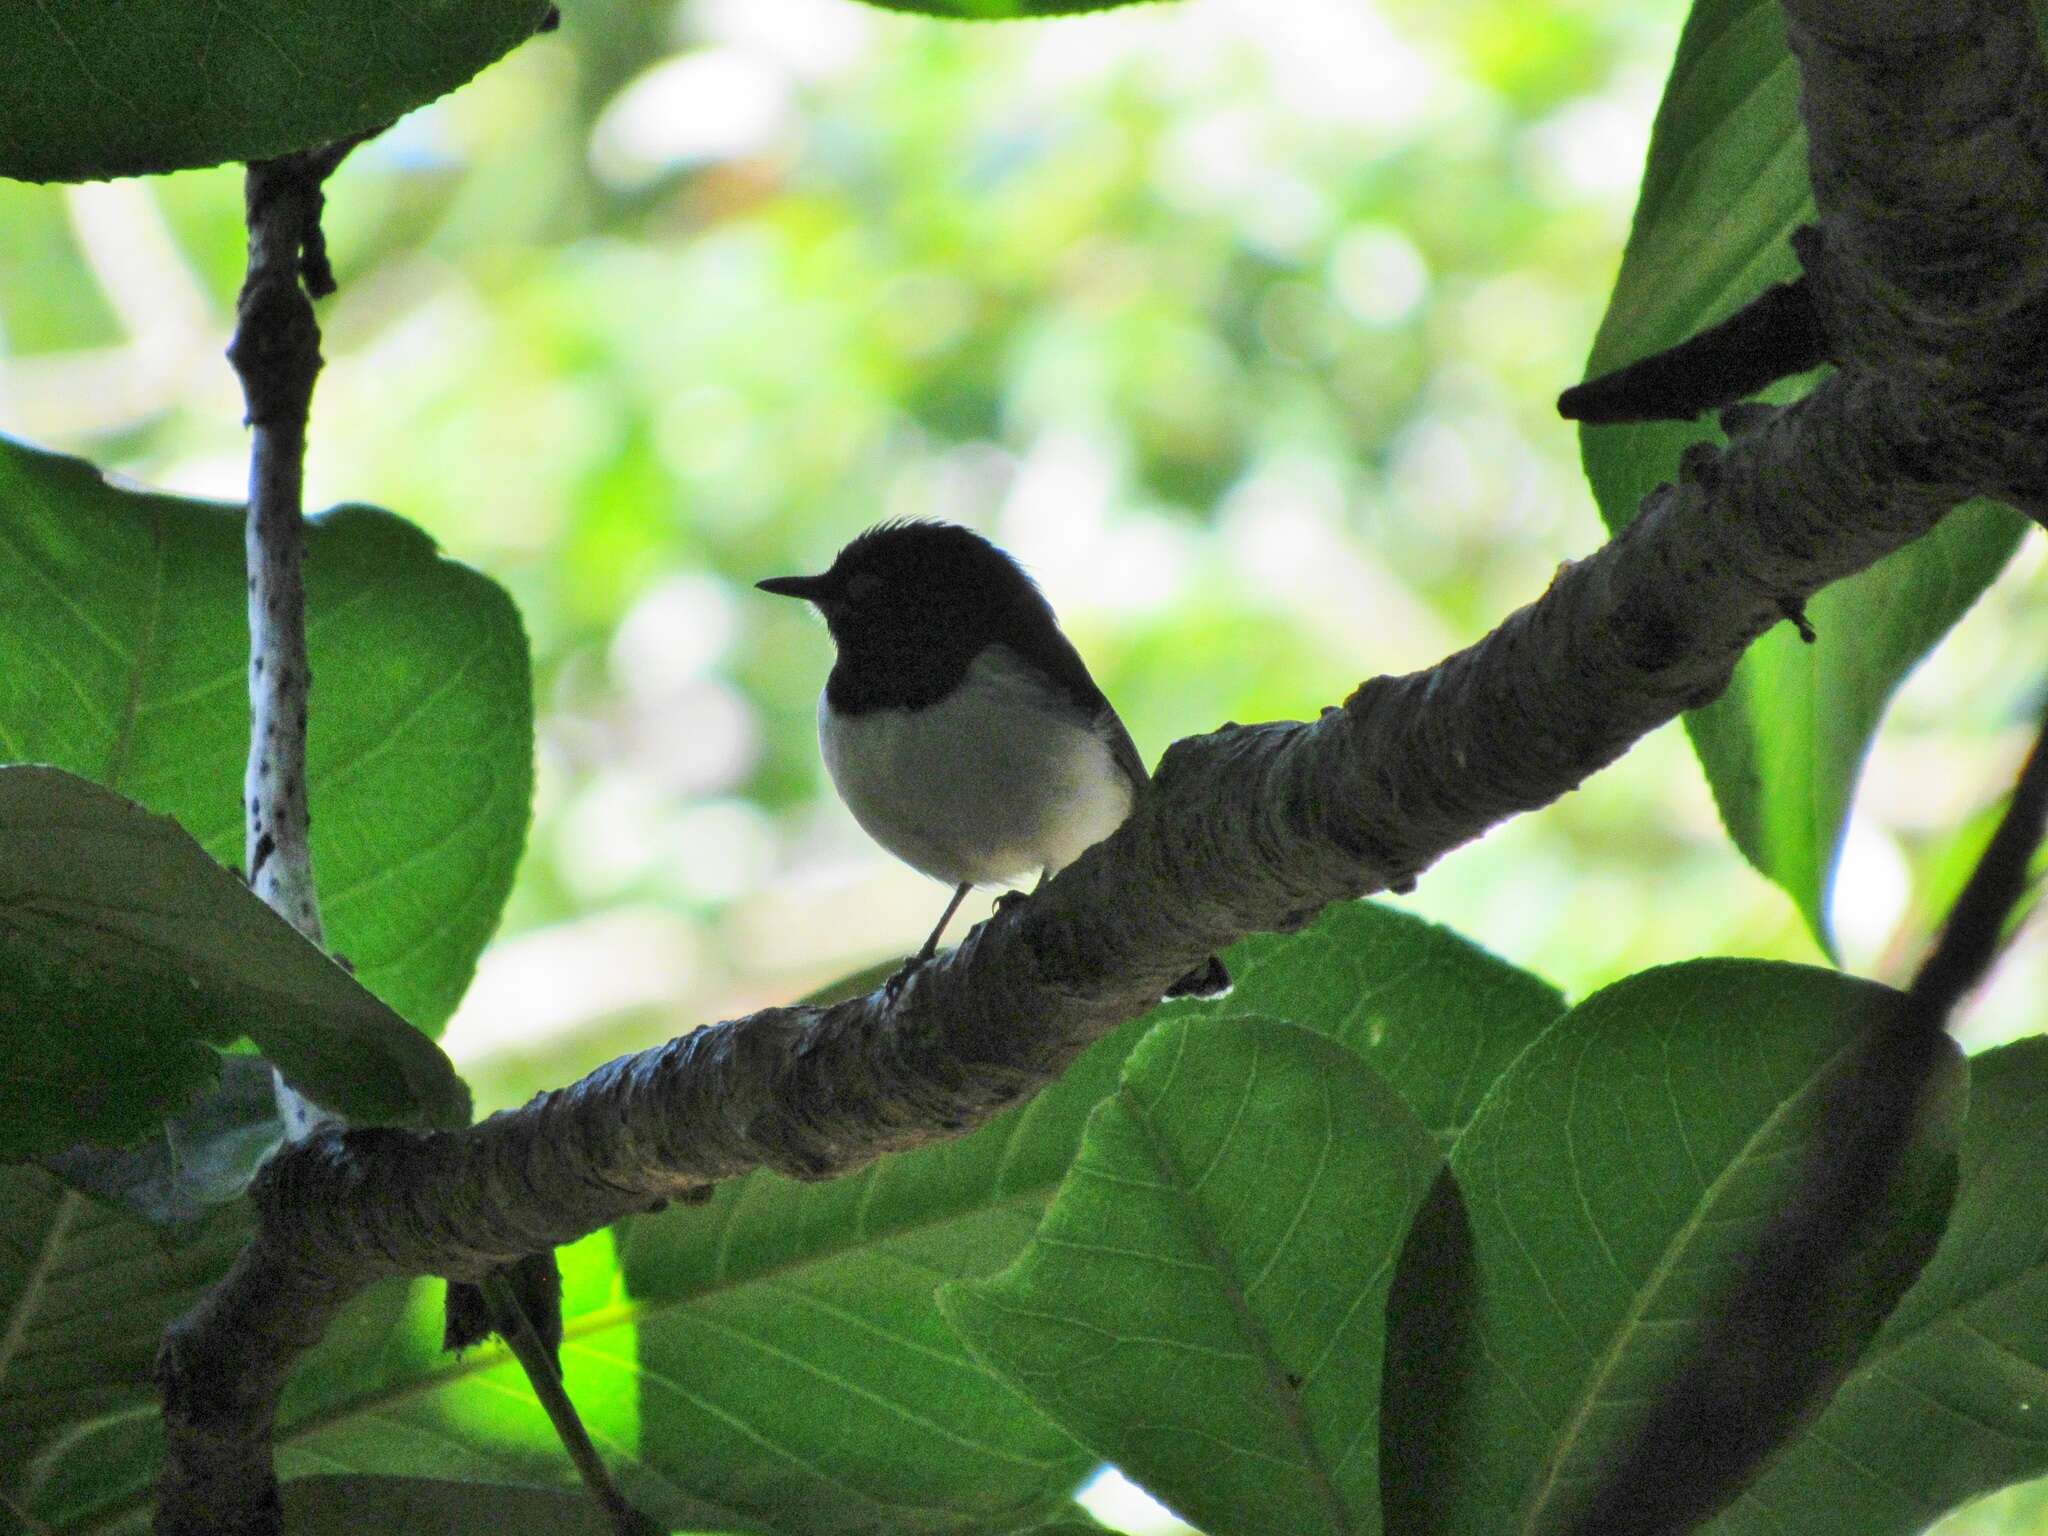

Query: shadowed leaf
[[943, 1015, 1443, 1536], [0, 766, 469, 1158], [1381, 961, 1961, 1535], [0, 0, 554, 182], [1707, 1038, 2048, 1534]]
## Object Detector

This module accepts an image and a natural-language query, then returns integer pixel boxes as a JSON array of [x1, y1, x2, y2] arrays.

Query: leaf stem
[[479, 1272, 663, 1536]]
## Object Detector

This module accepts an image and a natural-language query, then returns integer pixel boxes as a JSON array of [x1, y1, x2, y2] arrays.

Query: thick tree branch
[[154, 0, 2048, 1529]]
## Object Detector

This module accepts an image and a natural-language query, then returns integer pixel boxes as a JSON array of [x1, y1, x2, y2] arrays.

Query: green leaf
[[0, 767, 468, 1154], [1684, 506, 2024, 950], [942, 1016, 1443, 1536], [8, 905, 1554, 1533], [0, 433, 532, 1036], [1380, 960, 1962, 1535], [1706, 1037, 2048, 1534], [1169, 901, 1566, 1149], [0, 0, 553, 183], [1576, 0, 2027, 946], [278, 1475, 634, 1536], [0, 1165, 253, 1501]]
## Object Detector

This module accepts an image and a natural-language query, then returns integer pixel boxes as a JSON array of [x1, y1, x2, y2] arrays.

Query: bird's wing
[[1091, 699, 1151, 796], [1001, 615, 1152, 797]]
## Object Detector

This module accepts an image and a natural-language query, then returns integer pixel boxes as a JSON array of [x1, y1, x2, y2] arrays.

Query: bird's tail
[[1165, 955, 1231, 1000]]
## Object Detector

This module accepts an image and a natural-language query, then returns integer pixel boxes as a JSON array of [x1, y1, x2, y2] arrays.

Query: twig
[[1558, 272, 1831, 424], [481, 1273, 663, 1536], [441, 1247, 658, 1529], [182, 129, 658, 1536]]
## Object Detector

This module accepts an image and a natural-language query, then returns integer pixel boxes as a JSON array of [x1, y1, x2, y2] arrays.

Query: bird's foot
[[883, 955, 926, 998], [992, 889, 1031, 915]]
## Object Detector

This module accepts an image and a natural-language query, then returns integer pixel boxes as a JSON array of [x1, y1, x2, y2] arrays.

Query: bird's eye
[[845, 572, 883, 604]]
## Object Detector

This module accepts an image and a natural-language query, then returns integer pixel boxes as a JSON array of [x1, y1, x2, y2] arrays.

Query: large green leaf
[[941, 1016, 1443, 1536], [1576, 0, 2027, 946], [1380, 961, 1962, 1535], [0, 1165, 252, 1503], [0, 433, 532, 1036], [1164, 901, 1566, 1149], [9, 904, 1558, 1534], [0, 0, 553, 183], [1685, 505, 2025, 950], [1706, 1037, 2048, 1534], [0, 766, 469, 1156]]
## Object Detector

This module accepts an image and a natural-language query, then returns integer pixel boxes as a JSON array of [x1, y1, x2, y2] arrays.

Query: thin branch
[[1558, 269, 1830, 424], [481, 1271, 663, 1536], [226, 145, 364, 1143], [232, 149, 331, 945], [166, 131, 641, 1536], [152, 0, 2048, 1530]]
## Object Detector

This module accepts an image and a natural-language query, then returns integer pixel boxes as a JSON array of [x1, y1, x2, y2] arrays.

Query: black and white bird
[[758, 520, 1230, 999]]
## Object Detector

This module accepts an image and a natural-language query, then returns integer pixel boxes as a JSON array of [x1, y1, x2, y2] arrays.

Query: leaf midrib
[[0, 1191, 82, 1395], [1120, 1038, 1357, 1536], [98, 508, 165, 793]]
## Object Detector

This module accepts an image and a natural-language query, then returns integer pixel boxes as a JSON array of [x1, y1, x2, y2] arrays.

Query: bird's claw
[[883, 956, 923, 998], [992, 889, 1030, 915]]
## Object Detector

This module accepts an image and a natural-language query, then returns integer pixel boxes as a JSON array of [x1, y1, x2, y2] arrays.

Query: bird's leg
[[887, 882, 973, 996], [983, 867, 1051, 925]]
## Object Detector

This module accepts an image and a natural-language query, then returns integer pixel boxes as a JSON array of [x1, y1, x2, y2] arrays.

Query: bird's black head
[[757, 520, 1058, 711]]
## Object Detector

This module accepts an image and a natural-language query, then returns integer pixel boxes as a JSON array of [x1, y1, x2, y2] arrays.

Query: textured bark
[[224, 145, 364, 1150], [155, 0, 2048, 1531]]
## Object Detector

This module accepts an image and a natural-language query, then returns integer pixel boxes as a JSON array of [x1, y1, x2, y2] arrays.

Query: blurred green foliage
[[1, 0, 2042, 1159]]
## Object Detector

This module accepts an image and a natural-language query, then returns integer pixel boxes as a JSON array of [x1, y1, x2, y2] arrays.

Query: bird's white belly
[[819, 649, 1137, 887]]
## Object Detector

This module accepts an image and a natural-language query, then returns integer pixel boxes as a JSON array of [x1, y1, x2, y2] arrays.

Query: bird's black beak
[[756, 573, 834, 603]]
